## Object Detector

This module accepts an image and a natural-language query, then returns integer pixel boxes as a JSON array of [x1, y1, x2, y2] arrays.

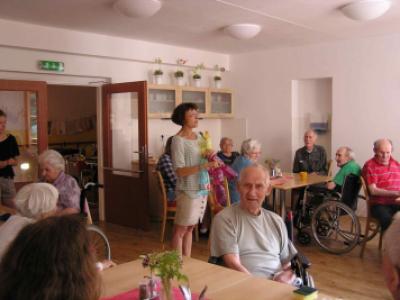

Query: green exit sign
[[38, 60, 64, 72]]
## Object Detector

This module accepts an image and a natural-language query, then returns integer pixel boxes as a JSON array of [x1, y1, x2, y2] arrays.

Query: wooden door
[[102, 81, 149, 229], [0, 80, 48, 187]]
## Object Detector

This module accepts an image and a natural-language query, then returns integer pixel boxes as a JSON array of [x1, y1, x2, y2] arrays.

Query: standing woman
[[171, 103, 217, 257], [0, 110, 19, 209]]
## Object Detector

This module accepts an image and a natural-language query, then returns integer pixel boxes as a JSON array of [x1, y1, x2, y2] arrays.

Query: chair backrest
[[340, 174, 361, 210], [360, 176, 373, 210], [327, 159, 334, 177], [156, 171, 168, 212]]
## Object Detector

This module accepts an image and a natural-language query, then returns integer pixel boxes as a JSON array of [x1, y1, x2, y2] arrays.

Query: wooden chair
[[327, 159, 334, 177], [156, 171, 177, 243], [359, 177, 383, 258]]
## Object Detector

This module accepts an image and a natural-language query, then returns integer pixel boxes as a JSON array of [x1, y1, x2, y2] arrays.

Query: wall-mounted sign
[[38, 60, 64, 72]]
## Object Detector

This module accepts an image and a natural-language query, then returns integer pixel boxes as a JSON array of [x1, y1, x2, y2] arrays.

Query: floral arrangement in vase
[[264, 158, 282, 177], [192, 63, 204, 87], [213, 64, 225, 88], [141, 250, 188, 300], [153, 57, 163, 84], [174, 58, 187, 86]]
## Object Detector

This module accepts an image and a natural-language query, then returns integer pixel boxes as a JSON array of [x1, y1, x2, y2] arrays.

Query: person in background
[[170, 103, 219, 257], [217, 137, 240, 166], [382, 218, 400, 299], [293, 129, 327, 174], [326, 146, 361, 192], [0, 182, 58, 261], [362, 138, 400, 231], [0, 215, 101, 300], [228, 138, 262, 204], [38, 149, 81, 215], [210, 164, 297, 284], [0, 109, 20, 209], [156, 136, 177, 201]]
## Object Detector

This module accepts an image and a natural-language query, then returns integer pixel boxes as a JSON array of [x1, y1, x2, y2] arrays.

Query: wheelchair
[[295, 174, 362, 254]]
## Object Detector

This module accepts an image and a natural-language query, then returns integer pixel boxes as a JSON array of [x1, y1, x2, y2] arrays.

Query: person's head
[[164, 136, 174, 156], [374, 138, 393, 165], [15, 183, 59, 220], [0, 110, 7, 134], [335, 146, 355, 167], [238, 164, 271, 216], [38, 149, 65, 183], [171, 103, 199, 128], [304, 130, 317, 150], [0, 215, 101, 300], [220, 137, 234, 155], [241, 138, 261, 162], [383, 218, 400, 299]]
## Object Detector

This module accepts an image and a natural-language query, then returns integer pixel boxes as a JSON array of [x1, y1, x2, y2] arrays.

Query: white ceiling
[[0, 0, 399, 54]]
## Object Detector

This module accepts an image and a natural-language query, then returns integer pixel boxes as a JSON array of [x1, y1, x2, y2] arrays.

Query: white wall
[[0, 18, 230, 158], [227, 33, 400, 172]]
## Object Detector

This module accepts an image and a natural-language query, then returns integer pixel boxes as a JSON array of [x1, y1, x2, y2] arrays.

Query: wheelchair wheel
[[311, 200, 360, 254], [87, 225, 111, 261]]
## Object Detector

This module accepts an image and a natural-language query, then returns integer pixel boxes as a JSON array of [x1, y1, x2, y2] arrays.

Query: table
[[101, 257, 296, 300], [270, 172, 331, 217]]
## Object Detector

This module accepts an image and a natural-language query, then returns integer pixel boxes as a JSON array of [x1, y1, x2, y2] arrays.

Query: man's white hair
[[38, 149, 65, 172], [238, 163, 270, 183], [373, 138, 393, 151]]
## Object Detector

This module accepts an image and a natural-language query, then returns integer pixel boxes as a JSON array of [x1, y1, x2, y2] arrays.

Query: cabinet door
[[148, 84, 177, 118], [181, 87, 207, 115], [209, 89, 233, 118]]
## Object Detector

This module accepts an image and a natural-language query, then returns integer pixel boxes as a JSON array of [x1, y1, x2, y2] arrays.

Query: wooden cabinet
[[148, 84, 233, 118]]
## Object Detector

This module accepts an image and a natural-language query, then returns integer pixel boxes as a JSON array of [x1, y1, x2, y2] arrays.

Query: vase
[[154, 74, 163, 85], [214, 80, 221, 88], [160, 278, 173, 300], [175, 77, 184, 86], [193, 78, 201, 87]]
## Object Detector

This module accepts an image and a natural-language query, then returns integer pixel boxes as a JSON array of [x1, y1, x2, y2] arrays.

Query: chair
[[359, 177, 383, 258]]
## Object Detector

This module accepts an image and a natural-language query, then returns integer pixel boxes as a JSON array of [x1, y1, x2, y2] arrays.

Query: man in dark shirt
[[217, 137, 240, 166], [293, 130, 327, 174]]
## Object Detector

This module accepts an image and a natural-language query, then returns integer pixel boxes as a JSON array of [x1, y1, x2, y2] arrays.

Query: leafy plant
[[193, 73, 201, 80], [174, 70, 184, 78], [154, 69, 163, 76], [192, 63, 204, 79], [214, 75, 222, 81]]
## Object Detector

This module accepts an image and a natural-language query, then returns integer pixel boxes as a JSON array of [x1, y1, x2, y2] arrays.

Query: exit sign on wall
[[38, 60, 64, 72]]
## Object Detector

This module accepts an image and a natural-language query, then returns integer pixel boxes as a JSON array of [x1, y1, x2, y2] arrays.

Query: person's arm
[[326, 181, 336, 190], [292, 151, 301, 173], [56, 207, 80, 216], [367, 183, 400, 198], [320, 147, 328, 175], [175, 161, 219, 177], [222, 253, 251, 274]]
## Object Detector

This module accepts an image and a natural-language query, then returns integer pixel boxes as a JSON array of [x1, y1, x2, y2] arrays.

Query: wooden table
[[270, 172, 331, 217], [101, 257, 296, 300]]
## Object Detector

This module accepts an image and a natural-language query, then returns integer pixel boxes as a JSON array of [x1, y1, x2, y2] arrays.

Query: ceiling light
[[113, 0, 162, 18], [224, 23, 261, 40], [340, 0, 392, 21]]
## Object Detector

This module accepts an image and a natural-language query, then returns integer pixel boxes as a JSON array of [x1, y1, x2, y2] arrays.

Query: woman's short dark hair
[[0, 109, 7, 118], [171, 102, 198, 126], [0, 215, 101, 300], [164, 136, 174, 156]]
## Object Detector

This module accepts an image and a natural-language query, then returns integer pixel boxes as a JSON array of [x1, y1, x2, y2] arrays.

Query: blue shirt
[[228, 155, 252, 203]]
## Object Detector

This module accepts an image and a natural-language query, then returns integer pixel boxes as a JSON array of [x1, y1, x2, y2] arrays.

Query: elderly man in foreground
[[362, 138, 400, 231], [210, 164, 297, 284]]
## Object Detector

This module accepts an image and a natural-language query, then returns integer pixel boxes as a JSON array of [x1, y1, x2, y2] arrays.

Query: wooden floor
[[97, 220, 390, 300]]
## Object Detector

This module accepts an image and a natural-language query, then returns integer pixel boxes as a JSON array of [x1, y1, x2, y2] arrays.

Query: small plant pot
[[193, 78, 201, 87], [214, 80, 221, 88], [175, 77, 184, 86], [154, 74, 163, 85]]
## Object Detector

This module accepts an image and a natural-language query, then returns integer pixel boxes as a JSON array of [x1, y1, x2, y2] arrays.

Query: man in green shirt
[[327, 146, 361, 192]]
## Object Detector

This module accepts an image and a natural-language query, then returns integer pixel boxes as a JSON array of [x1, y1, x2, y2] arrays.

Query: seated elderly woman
[[38, 149, 81, 215], [0, 215, 101, 300], [0, 182, 58, 261], [228, 138, 262, 203]]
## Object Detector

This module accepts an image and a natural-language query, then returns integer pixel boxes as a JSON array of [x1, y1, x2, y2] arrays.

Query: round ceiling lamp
[[224, 23, 262, 40], [113, 0, 162, 18], [340, 0, 392, 21]]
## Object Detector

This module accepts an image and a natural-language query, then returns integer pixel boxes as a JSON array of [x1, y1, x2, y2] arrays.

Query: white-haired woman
[[0, 183, 58, 261], [38, 150, 81, 215], [228, 138, 262, 203]]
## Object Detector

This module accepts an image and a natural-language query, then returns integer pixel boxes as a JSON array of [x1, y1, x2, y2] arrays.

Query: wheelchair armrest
[[208, 256, 225, 266], [358, 194, 366, 200], [292, 252, 311, 269]]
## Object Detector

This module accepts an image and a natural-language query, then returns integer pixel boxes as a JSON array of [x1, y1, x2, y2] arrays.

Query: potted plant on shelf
[[174, 58, 187, 86], [192, 63, 204, 87], [212, 64, 225, 88], [141, 250, 188, 300], [153, 57, 163, 84]]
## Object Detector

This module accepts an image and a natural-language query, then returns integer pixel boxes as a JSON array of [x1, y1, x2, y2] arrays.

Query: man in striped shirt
[[362, 138, 400, 231]]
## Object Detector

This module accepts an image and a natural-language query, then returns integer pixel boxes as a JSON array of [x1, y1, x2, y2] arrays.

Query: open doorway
[[47, 84, 99, 221]]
